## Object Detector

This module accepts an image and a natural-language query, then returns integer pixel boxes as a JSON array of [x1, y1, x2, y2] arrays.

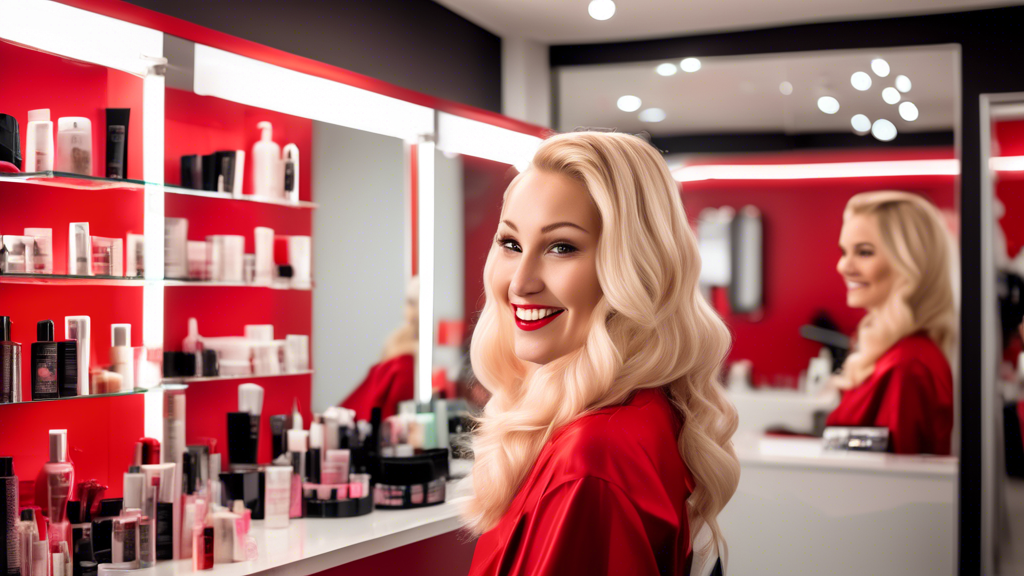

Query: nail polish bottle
[[0, 317, 21, 404], [31, 321, 58, 400]]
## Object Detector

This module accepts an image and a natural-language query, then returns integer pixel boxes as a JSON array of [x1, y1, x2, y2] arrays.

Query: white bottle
[[25, 109, 54, 172], [110, 324, 134, 391], [56, 117, 92, 175], [251, 122, 282, 199]]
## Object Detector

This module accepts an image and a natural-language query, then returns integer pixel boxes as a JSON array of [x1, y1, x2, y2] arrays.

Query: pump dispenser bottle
[[251, 122, 282, 199], [25, 110, 53, 172], [44, 430, 74, 551]]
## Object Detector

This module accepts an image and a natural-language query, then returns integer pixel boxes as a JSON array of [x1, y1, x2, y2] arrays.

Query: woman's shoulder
[[877, 333, 951, 376]]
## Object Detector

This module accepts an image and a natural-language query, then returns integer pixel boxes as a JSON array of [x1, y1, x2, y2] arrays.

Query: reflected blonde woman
[[464, 132, 739, 576], [828, 191, 957, 454]]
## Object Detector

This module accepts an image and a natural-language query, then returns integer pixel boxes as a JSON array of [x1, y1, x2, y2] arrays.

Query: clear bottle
[[43, 430, 74, 550]]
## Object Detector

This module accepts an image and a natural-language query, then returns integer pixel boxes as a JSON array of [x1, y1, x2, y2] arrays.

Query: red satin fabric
[[340, 353, 414, 421], [468, 387, 695, 576], [826, 332, 953, 455]]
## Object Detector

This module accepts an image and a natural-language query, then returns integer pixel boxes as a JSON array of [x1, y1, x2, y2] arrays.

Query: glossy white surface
[[145, 481, 470, 576]]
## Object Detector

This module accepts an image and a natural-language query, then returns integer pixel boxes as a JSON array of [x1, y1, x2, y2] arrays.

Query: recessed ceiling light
[[617, 95, 642, 112], [851, 114, 871, 134], [656, 63, 677, 76], [680, 58, 702, 73], [588, 0, 616, 21], [871, 118, 897, 142], [871, 58, 891, 78], [817, 96, 840, 115], [882, 87, 901, 105], [895, 75, 912, 93], [850, 72, 872, 91], [779, 81, 793, 95], [638, 108, 667, 123], [899, 101, 919, 122]]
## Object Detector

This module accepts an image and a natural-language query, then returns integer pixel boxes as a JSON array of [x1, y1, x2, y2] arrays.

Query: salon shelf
[[163, 184, 318, 209], [161, 370, 313, 385], [149, 480, 471, 576], [0, 273, 148, 286], [0, 387, 152, 406], [162, 279, 313, 291], [0, 171, 148, 191]]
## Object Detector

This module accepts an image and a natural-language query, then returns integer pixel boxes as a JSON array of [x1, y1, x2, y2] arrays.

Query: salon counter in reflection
[[719, 432, 957, 576]]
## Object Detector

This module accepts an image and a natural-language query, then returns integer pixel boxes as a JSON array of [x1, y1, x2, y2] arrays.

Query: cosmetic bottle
[[24, 229, 52, 275], [18, 509, 38, 576], [210, 510, 241, 564], [263, 467, 290, 529], [269, 416, 288, 461], [0, 317, 22, 404], [121, 468, 152, 568], [109, 514, 137, 569], [30, 541, 46, 576], [323, 450, 350, 486], [44, 430, 74, 553], [104, 110, 129, 179], [31, 321, 59, 400], [90, 237, 123, 277], [109, 325, 133, 391], [207, 235, 244, 283], [254, 227, 274, 286], [228, 384, 263, 467], [180, 155, 201, 190], [68, 224, 91, 277], [56, 118, 92, 176], [24, 110, 53, 173], [125, 235, 143, 278], [64, 317, 90, 397], [1, 236, 35, 274], [288, 236, 312, 289], [1, 457, 19, 576], [66, 501, 95, 576], [90, 499, 122, 565], [0, 114, 21, 170], [274, 453, 303, 519], [305, 425, 321, 484], [164, 218, 188, 280], [140, 464, 175, 561], [252, 121, 282, 199], [57, 338, 78, 399], [283, 143, 299, 203]]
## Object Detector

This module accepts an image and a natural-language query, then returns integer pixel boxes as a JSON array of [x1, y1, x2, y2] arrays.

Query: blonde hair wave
[[462, 132, 740, 557], [834, 191, 957, 388]]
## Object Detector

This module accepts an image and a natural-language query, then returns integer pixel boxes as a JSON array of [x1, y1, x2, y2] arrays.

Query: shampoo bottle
[[24, 109, 53, 172], [251, 122, 281, 199]]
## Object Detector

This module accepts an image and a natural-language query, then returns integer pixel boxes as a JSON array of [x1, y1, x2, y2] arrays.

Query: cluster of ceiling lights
[[614, 58, 703, 124], [808, 58, 918, 142]]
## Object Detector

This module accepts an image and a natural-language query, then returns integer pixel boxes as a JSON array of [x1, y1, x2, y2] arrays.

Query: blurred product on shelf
[[0, 113, 22, 171], [253, 227, 274, 286], [165, 219, 188, 280], [23, 229, 52, 275], [1, 236, 37, 274], [125, 235, 144, 279], [109, 325, 133, 391], [25, 109, 53, 173], [207, 236, 244, 283], [104, 110, 129, 180], [0, 316, 22, 404], [90, 238, 123, 277], [68, 224, 91, 277], [43, 430, 74, 557], [179, 151, 245, 196], [1, 457, 18, 576], [282, 144, 299, 203], [55, 118, 92, 176], [163, 318, 310, 380], [227, 384, 264, 467], [252, 122, 282, 200], [31, 321, 59, 401]]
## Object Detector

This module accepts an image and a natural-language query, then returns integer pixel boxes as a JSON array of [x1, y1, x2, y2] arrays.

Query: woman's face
[[837, 213, 897, 310], [491, 169, 603, 366]]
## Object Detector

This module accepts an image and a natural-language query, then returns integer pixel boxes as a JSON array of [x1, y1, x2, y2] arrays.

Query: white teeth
[[847, 281, 867, 289], [515, 307, 560, 321]]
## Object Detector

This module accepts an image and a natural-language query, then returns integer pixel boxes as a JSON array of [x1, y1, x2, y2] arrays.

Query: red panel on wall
[[0, 393, 146, 505], [183, 374, 312, 469], [164, 88, 313, 202], [0, 284, 144, 401], [0, 39, 145, 181]]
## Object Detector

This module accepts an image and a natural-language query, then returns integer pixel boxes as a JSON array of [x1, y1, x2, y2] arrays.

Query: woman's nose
[[510, 255, 544, 297]]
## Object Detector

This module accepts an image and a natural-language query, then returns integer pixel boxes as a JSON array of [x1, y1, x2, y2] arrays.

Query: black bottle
[[31, 320, 58, 400], [0, 317, 21, 404], [1, 457, 18, 576]]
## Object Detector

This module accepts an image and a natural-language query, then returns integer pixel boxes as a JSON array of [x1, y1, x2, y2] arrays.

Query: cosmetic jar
[[373, 448, 449, 509]]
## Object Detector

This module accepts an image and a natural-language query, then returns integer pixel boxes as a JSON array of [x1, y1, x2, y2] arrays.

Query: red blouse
[[468, 387, 696, 576], [825, 332, 953, 455], [340, 353, 414, 421]]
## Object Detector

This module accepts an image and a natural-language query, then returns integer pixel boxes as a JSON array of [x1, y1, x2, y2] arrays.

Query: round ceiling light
[[871, 58, 891, 77], [871, 118, 898, 142], [851, 114, 871, 134], [656, 63, 678, 76], [680, 58, 702, 73], [895, 74, 912, 93], [617, 95, 642, 112], [638, 108, 667, 123], [850, 71, 872, 91], [779, 81, 793, 95], [588, 0, 616, 21], [882, 87, 901, 105], [899, 101, 919, 122], [817, 96, 840, 115]]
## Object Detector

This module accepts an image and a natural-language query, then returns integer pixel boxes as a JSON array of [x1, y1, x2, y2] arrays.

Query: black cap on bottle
[[20, 509, 32, 521], [98, 498, 123, 517], [0, 317, 11, 341], [0, 114, 21, 169], [0, 456, 12, 477], [37, 319, 54, 341]]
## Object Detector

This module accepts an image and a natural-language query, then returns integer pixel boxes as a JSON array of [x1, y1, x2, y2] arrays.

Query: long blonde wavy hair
[[834, 191, 957, 388], [462, 132, 740, 556]]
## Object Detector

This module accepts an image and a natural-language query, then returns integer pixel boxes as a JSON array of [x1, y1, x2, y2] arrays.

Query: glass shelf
[[0, 386, 168, 406], [0, 273, 147, 286], [163, 279, 313, 290], [164, 184, 318, 208], [162, 370, 313, 384]]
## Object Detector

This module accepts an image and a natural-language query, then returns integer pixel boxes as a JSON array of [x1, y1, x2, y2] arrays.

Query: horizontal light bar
[[0, 0, 162, 76], [437, 112, 543, 168], [194, 44, 434, 141], [672, 159, 960, 182], [991, 156, 1024, 172]]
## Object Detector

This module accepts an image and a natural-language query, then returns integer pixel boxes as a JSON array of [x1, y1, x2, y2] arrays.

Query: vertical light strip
[[416, 138, 436, 406], [142, 70, 165, 356]]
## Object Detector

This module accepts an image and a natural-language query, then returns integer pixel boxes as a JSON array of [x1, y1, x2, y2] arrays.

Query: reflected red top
[[826, 332, 953, 455], [340, 353, 414, 421], [468, 387, 695, 576]]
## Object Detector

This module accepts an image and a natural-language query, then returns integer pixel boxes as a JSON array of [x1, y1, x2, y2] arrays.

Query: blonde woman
[[464, 132, 739, 576], [827, 191, 957, 455]]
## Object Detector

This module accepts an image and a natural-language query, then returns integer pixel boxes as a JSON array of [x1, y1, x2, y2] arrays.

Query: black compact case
[[0, 114, 21, 169], [226, 412, 259, 465], [374, 448, 450, 509], [304, 495, 373, 518], [220, 470, 264, 520]]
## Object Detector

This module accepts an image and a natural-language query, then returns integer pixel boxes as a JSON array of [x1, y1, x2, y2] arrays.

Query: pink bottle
[[43, 430, 74, 553]]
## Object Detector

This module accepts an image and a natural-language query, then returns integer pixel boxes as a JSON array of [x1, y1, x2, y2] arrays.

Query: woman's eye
[[497, 237, 521, 252], [550, 243, 578, 255], [858, 250, 873, 257]]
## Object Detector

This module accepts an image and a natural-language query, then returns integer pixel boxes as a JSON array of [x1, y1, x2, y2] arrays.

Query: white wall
[[502, 36, 551, 127], [311, 122, 406, 413]]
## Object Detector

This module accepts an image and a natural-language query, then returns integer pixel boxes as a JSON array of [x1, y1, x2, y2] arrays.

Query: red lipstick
[[511, 304, 565, 332]]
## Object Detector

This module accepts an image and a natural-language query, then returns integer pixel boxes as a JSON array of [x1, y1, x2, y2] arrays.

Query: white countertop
[[733, 432, 958, 477], [144, 479, 472, 576]]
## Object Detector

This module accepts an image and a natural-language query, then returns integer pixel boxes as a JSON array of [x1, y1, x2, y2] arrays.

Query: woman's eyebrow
[[500, 220, 589, 234]]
